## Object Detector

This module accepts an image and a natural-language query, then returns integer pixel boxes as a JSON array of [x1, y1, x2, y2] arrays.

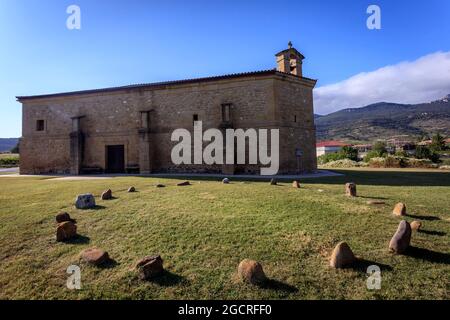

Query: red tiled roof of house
[[353, 144, 372, 148], [316, 141, 348, 148]]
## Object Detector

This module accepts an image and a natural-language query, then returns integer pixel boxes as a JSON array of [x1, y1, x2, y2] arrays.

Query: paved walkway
[[0, 167, 19, 173], [143, 170, 343, 180], [0, 169, 343, 181]]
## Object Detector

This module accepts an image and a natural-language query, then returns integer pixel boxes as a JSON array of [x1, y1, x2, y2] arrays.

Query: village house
[[353, 144, 373, 160], [17, 44, 318, 175], [315, 141, 348, 157]]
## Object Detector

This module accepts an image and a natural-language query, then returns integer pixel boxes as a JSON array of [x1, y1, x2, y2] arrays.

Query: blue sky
[[1, 0, 449, 137]]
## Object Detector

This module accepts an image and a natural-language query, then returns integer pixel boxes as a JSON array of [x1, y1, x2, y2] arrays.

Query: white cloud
[[314, 51, 450, 115]]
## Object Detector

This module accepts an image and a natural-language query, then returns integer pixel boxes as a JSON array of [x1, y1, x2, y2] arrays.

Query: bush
[[318, 146, 359, 165], [321, 159, 368, 168], [368, 157, 386, 168], [369, 156, 435, 169], [10, 142, 19, 154], [373, 142, 388, 155], [364, 150, 385, 162], [340, 146, 358, 161], [384, 156, 405, 168], [395, 150, 409, 157], [406, 158, 434, 168], [430, 133, 446, 152], [317, 152, 346, 165], [415, 145, 440, 163], [0, 156, 19, 167]]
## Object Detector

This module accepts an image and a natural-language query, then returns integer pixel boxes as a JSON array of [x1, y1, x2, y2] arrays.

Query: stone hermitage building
[[17, 44, 317, 175]]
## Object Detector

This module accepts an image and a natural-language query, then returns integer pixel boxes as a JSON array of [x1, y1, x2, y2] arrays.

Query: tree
[[372, 141, 387, 156], [415, 145, 440, 163], [429, 133, 446, 152], [339, 146, 358, 161], [364, 141, 388, 162], [414, 145, 431, 159], [10, 142, 19, 154]]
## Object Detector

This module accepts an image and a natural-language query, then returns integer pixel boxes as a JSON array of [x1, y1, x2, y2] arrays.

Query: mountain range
[[1, 96, 449, 148], [315, 95, 450, 142], [0, 138, 19, 152]]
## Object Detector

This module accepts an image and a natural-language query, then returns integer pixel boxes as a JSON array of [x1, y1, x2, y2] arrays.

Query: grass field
[[0, 169, 449, 300], [0, 153, 19, 159]]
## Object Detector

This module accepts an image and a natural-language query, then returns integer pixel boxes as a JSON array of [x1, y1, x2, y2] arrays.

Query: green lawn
[[0, 169, 449, 300]]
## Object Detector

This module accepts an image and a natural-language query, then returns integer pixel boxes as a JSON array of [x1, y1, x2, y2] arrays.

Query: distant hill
[[315, 95, 450, 142], [0, 138, 19, 152]]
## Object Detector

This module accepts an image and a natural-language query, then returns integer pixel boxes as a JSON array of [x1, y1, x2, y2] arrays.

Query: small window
[[193, 114, 199, 124], [222, 103, 232, 122], [36, 120, 45, 131], [294, 115, 297, 123]]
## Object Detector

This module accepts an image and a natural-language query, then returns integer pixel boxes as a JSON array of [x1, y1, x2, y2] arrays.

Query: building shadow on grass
[[404, 246, 450, 265], [348, 259, 393, 273], [418, 229, 446, 236], [302, 170, 450, 187], [62, 234, 90, 245], [149, 270, 186, 287], [258, 278, 298, 293], [406, 214, 441, 221]]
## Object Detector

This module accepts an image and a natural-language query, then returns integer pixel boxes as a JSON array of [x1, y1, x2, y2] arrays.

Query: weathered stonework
[[18, 46, 317, 175]]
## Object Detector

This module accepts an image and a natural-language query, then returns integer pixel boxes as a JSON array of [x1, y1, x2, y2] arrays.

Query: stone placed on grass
[[292, 181, 300, 188], [80, 248, 109, 266], [56, 212, 73, 223], [177, 181, 191, 186], [392, 202, 406, 216], [329, 241, 356, 268], [410, 220, 422, 231], [101, 189, 113, 200], [75, 193, 96, 209], [56, 221, 77, 242], [270, 178, 277, 186], [128, 186, 136, 193], [155, 184, 166, 188], [237, 259, 267, 285], [345, 182, 357, 197], [136, 255, 164, 280], [222, 178, 230, 184], [389, 220, 411, 254]]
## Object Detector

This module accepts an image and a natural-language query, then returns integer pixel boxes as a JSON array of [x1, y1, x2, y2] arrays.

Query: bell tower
[[275, 41, 305, 77]]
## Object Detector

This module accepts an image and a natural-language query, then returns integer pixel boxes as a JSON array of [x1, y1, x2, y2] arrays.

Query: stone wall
[[20, 72, 317, 175], [274, 76, 317, 172]]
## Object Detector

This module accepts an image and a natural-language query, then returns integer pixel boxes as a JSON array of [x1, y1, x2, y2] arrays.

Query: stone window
[[294, 115, 297, 123], [36, 119, 45, 131], [221, 103, 232, 122]]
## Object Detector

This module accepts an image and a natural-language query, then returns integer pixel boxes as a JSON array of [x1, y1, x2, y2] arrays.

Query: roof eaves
[[16, 69, 278, 101]]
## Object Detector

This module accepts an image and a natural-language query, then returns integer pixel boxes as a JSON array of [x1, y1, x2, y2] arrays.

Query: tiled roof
[[316, 141, 348, 148], [16, 69, 317, 101]]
